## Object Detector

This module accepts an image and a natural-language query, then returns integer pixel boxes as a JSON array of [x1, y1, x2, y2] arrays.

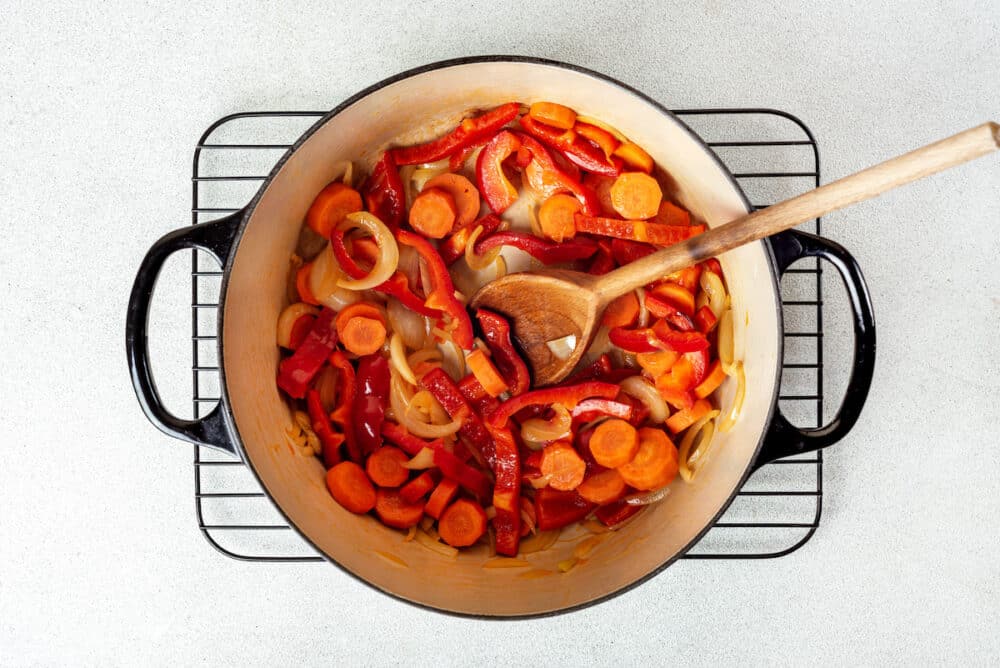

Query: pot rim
[[215, 55, 784, 619]]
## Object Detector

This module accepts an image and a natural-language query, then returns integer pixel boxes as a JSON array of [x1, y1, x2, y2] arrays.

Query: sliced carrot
[[334, 301, 387, 330], [617, 428, 678, 491], [374, 488, 425, 529], [666, 264, 702, 293], [409, 187, 458, 239], [528, 101, 576, 130], [575, 122, 620, 160], [424, 173, 481, 228], [365, 446, 410, 488], [653, 200, 692, 227], [582, 172, 617, 216], [613, 142, 654, 173], [588, 419, 639, 469], [438, 498, 488, 547], [648, 282, 695, 316], [665, 398, 713, 434], [296, 263, 319, 305], [576, 469, 627, 505], [424, 478, 460, 519], [341, 317, 386, 356], [466, 348, 508, 398], [602, 292, 640, 328], [609, 172, 663, 220], [538, 193, 582, 242], [306, 182, 363, 238], [636, 351, 680, 377], [694, 361, 727, 399], [400, 470, 438, 503], [325, 461, 376, 514], [539, 441, 587, 491]]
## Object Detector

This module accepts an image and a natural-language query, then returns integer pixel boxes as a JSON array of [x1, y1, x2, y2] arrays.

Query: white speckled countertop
[[2, 1, 998, 665]]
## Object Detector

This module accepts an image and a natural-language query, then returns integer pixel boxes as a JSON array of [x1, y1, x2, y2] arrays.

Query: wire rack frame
[[188, 108, 824, 563]]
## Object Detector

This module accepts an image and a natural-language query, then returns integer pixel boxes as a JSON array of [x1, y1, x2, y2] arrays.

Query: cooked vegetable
[[423, 173, 480, 228], [528, 101, 576, 129], [374, 489, 425, 529], [609, 172, 663, 220], [408, 187, 458, 239], [306, 182, 363, 237], [539, 441, 587, 491], [537, 193, 582, 242], [601, 292, 640, 328], [326, 462, 377, 514], [465, 348, 508, 398], [366, 446, 411, 488], [588, 418, 639, 469], [438, 499, 488, 547], [334, 212, 400, 291], [576, 469, 627, 505], [616, 427, 679, 491]]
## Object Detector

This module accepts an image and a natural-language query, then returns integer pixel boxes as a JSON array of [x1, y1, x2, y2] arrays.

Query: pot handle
[[126, 212, 243, 456], [753, 229, 876, 469]]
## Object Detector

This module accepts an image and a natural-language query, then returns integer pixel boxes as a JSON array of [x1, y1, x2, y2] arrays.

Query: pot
[[127, 56, 875, 617]]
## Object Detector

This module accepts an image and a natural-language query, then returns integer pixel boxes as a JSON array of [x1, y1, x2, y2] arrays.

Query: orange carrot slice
[[438, 498, 488, 547], [374, 488, 425, 529], [409, 187, 458, 238], [588, 419, 639, 469], [694, 360, 727, 399], [613, 142, 654, 173], [528, 101, 576, 130], [538, 193, 582, 242], [424, 173, 481, 228], [665, 399, 713, 434], [616, 427, 678, 491], [306, 182, 363, 237], [466, 348, 509, 398], [601, 292, 640, 328], [424, 479, 460, 520], [609, 172, 663, 220], [325, 461, 376, 514], [365, 446, 410, 488], [576, 469, 627, 505], [540, 441, 587, 491]]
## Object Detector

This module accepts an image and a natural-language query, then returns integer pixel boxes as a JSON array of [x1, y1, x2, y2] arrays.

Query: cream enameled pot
[[127, 57, 875, 617]]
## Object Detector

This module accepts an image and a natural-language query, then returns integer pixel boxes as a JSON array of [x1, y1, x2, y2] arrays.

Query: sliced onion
[[386, 297, 427, 351], [415, 530, 459, 558], [624, 486, 672, 506], [699, 269, 727, 320], [520, 404, 572, 446], [678, 411, 721, 482], [717, 362, 746, 433], [528, 474, 552, 489], [527, 201, 544, 237], [619, 375, 668, 425], [276, 302, 318, 348], [335, 212, 399, 290], [465, 225, 502, 271], [391, 373, 462, 439], [408, 347, 443, 372], [695, 291, 710, 312], [636, 287, 649, 328], [314, 365, 339, 413], [411, 390, 450, 425], [546, 334, 577, 361], [310, 243, 361, 310], [718, 308, 735, 367], [581, 325, 612, 366], [411, 160, 450, 193], [436, 334, 466, 381], [403, 447, 436, 470], [400, 165, 417, 208], [389, 333, 418, 386], [574, 114, 628, 142]]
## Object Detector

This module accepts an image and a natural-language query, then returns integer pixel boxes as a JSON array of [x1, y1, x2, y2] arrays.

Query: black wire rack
[[188, 108, 825, 562]]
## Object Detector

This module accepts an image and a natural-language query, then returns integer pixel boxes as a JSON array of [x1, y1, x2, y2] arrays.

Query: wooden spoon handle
[[592, 122, 999, 303]]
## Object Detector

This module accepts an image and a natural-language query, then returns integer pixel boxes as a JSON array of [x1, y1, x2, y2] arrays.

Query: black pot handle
[[753, 229, 876, 468], [126, 212, 243, 456]]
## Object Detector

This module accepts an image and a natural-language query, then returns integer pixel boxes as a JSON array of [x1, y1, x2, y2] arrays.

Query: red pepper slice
[[395, 229, 474, 350], [586, 238, 616, 275], [651, 319, 711, 353], [352, 354, 390, 456], [439, 213, 503, 265], [487, 425, 522, 556], [608, 326, 662, 354], [390, 102, 521, 166], [694, 305, 718, 333], [645, 293, 696, 331], [474, 231, 598, 265], [570, 398, 633, 425], [306, 389, 344, 467], [458, 374, 501, 417], [575, 122, 620, 161], [381, 422, 491, 501], [328, 351, 359, 461], [362, 152, 405, 227], [277, 308, 338, 399], [594, 500, 642, 527], [288, 314, 316, 350], [519, 115, 621, 176], [564, 354, 612, 384], [611, 238, 656, 265], [373, 272, 441, 318], [329, 228, 369, 280], [515, 133, 601, 215], [534, 487, 596, 531], [489, 381, 620, 428], [575, 214, 707, 246], [476, 131, 522, 214], [474, 308, 531, 397], [419, 367, 497, 471]]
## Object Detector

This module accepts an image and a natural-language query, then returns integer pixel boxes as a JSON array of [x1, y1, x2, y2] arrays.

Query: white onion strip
[[335, 212, 399, 290], [276, 302, 318, 348], [465, 225, 502, 271], [390, 333, 417, 385], [678, 410, 721, 482], [520, 405, 572, 447], [624, 486, 671, 506], [619, 375, 668, 425], [717, 362, 745, 433], [699, 270, 727, 320]]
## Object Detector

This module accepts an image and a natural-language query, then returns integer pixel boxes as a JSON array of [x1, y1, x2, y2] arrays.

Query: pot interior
[[221, 60, 780, 616]]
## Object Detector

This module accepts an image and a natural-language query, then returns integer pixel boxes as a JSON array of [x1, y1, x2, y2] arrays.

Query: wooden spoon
[[471, 122, 999, 386]]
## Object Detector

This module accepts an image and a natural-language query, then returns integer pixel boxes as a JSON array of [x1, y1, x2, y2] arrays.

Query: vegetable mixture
[[276, 101, 745, 559]]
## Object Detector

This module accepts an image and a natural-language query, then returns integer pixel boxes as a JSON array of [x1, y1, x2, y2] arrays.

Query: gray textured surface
[[2, 1, 998, 665]]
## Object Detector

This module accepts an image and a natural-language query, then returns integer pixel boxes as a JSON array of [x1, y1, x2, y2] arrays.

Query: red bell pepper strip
[[352, 354, 390, 456], [288, 314, 315, 350], [651, 319, 711, 353], [381, 422, 491, 501], [448, 136, 489, 172], [474, 231, 598, 265], [458, 374, 501, 417], [390, 102, 521, 166], [476, 131, 522, 214], [519, 115, 621, 177], [439, 213, 503, 265], [419, 367, 497, 471], [362, 152, 405, 227], [277, 308, 338, 399], [594, 500, 642, 527], [400, 470, 438, 503], [488, 381, 620, 428], [570, 398, 633, 424], [534, 487, 596, 531], [488, 425, 522, 556], [329, 228, 368, 280], [645, 293, 696, 331], [586, 238, 615, 275], [516, 133, 601, 215], [611, 238, 656, 265], [395, 230, 474, 350], [564, 354, 612, 384], [328, 351, 359, 461], [306, 389, 344, 467], [702, 258, 723, 276], [610, 321, 709, 355], [608, 326, 662, 354], [694, 305, 718, 333], [575, 214, 707, 246], [373, 272, 441, 318], [474, 308, 531, 396], [575, 122, 620, 161]]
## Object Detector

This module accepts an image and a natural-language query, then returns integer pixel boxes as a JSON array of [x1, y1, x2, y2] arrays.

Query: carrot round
[[409, 186, 458, 238], [365, 446, 410, 488], [465, 348, 508, 398], [341, 317, 386, 356], [424, 478, 460, 519], [438, 498, 488, 547], [374, 488, 425, 529], [538, 193, 581, 242], [665, 398, 713, 434], [616, 427, 678, 491], [610, 172, 663, 220], [601, 291, 640, 328], [306, 182, 363, 238], [325, 461, 376, 514], [528, 101, 576, 130], [576, 469, 627, 505], [613, 142, 654, 174], [335, 301, 386, 330], [694, 360, 727, 399], [539, 441, 587, 491], [588, 419, 639, 469], [424, 173, 481, 228]]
